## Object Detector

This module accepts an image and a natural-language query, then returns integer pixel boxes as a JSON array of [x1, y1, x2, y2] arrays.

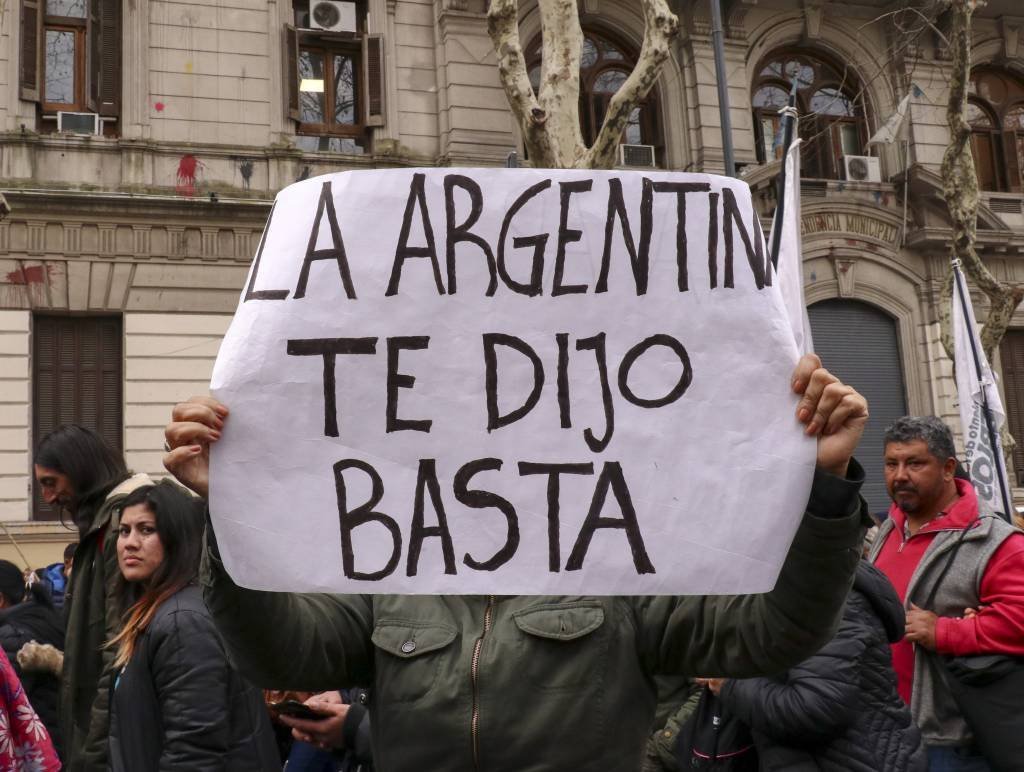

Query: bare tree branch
[[939, 0, 1024, 364], [487, 0, 562, 167], [585, 0, 678, 168]]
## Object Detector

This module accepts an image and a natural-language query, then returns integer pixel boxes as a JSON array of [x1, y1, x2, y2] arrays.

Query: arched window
[[969, 68, 1024, 192], [751, 51, 868, 180], [526, 30, 660, 157]]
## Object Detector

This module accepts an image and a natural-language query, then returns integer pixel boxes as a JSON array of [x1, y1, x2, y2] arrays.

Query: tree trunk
[[487, 0, 679, 170], [938, 0, 1024, 365]]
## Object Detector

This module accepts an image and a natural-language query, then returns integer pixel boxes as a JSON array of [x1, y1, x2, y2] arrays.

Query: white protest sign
[[209, 168, 816, 595]]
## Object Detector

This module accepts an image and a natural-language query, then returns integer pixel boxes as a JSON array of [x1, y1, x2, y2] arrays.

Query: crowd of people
[[0, 353, 1014, 771]]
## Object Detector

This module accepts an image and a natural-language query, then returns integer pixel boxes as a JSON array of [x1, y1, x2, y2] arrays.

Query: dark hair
[[34, 425, 129, 522], [0, 560, 52, 609], [883, 416, 957, 462], [63, 542, 78, 562], [109, 481, 204, 667]]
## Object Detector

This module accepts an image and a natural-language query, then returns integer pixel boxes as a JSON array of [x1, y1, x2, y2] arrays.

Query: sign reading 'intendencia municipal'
[[209, 168, 815, 596]]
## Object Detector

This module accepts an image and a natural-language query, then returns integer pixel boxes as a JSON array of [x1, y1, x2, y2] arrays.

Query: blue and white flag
[[952, 261, 1013, 520]]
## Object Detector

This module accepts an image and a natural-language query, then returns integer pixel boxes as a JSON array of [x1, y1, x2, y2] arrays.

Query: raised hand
[[163, 396, 228, 498], [791, 353, 869, 477]]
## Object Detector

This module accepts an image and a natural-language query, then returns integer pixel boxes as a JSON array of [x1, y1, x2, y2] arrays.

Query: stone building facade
[[0, 0, 1022, 559]]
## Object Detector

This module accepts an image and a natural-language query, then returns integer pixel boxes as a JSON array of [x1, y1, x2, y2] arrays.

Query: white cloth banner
[[769, 138, 813, 355], [952, 262, 1012, 518], [209, 168, 816, 595]]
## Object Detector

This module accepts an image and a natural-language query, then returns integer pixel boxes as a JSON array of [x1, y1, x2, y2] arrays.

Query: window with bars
[[968, 68, 1024, 193], [20, 0, 121, 130], [751, 50, 868, 180], [284, 0, 384, 155], [999, 330, 1024, 487], [524, 30, 662, 158], [32, 315, 122, 520]]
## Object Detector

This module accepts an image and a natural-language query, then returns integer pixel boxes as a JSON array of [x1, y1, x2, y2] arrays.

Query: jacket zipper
[[471, 595, 495, 771]]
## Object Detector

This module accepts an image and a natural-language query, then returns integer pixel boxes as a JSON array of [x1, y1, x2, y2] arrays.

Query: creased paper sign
[[210, 168, 816, 595]]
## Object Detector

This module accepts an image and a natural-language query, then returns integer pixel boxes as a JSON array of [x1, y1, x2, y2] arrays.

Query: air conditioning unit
[[618, 144, 656, 169], [57, 111, 101, 136], [842, 155, 882, 182], [309, 0, 357, 32]]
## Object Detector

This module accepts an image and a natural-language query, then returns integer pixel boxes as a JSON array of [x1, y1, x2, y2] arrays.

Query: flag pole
[[952, 259, 1014, 521], [769, 78, 799, 268]]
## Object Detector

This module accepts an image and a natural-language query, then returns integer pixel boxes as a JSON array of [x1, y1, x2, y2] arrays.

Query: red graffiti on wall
[[4, 265, 52, 285], [176, 154, 202, 196]]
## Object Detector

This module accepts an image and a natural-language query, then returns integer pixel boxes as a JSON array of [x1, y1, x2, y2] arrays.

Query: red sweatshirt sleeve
[[935, 532, 1024, 656]]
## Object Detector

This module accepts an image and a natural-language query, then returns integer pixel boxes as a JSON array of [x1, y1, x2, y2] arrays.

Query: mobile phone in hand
[[271, 699, 331, 722]]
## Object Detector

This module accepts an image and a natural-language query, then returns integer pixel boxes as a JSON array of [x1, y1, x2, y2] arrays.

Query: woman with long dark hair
[[33, 424, 151, 771], [106, 481, 278, 771]]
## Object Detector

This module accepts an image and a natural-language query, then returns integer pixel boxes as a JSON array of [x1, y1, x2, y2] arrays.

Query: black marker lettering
[[294, 181, 357, 300], [518, 462, 594, 572], [387, 172, 445, 296], [287, 337, 377, 437], [566, 461, 654, 574], [386, 336, 432, 434], [334, 459, 401, 581], [455, 458, 519, 571]]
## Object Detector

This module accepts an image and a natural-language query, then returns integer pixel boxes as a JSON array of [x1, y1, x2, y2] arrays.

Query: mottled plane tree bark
[[937, 0, 1024, 364], [486, 0, 678, 169]]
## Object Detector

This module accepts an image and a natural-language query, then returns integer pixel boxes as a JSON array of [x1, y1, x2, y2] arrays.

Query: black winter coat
[[0, 599, 65, 759], [719, 561, 927, 772], [108, 585, 278, 772]]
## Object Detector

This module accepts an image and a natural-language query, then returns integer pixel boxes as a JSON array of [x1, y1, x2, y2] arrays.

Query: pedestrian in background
[[33, 424, 151, 772], [107, 480, 278, 771]]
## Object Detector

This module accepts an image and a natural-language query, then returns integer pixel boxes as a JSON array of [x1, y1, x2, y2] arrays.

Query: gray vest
[[868, 514, 1018, 746]]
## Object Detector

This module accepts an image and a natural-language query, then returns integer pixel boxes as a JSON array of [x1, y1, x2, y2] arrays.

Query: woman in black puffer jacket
[[714, 560, 926, 772]]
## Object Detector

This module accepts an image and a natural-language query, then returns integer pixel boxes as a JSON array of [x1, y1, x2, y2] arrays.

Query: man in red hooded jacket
[[868, 416, 1024, 771]]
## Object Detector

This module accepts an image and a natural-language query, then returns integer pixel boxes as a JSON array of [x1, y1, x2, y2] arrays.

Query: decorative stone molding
[[26, 222, 46, 256], [132, 226, 151, 258], [98, 226, 117, 259], [833, 257, 857, 297], [803, 0, 823, 39], [234, 230, 254, 262], [167, 227, 187, 260], [200, 228, 219, 261], [63, 224, 81, 256], [1001, 16, 1024, 59]]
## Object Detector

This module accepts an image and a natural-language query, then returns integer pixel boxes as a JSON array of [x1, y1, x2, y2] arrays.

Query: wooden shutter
[[284, 24, 299, 122], [87, 0, 99, 111], [32, 315, 123, 520], [1000, 331, 1024, 486], [363, 33, 384, 127], [95, 0, 120, 115], [1003, 131, 1022, 193], [19, 0, 41, 102]]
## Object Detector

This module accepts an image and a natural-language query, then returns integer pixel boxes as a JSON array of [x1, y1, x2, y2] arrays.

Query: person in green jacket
[[34, 425, 151, 772], [163, 353, 870, 772]]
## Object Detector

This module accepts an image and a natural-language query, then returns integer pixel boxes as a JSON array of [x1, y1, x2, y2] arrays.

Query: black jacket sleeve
[[719, 616, 866, 745], [150, 608, 233, 770]]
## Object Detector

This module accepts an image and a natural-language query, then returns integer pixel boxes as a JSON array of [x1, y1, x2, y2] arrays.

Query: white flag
[[952, 262, 1012, 519], [769, 138, 813, 354], [868, 93, 911, 146]]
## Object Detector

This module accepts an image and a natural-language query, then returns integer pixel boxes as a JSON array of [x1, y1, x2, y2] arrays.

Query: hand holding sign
[[791, 353, 868, 478]]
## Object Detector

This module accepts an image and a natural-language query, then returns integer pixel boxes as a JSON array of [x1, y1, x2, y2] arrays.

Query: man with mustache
[[868, 416, 1024, 771]]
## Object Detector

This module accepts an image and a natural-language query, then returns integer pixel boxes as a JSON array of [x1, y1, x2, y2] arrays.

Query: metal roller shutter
[[808, 299, 908, 515]]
